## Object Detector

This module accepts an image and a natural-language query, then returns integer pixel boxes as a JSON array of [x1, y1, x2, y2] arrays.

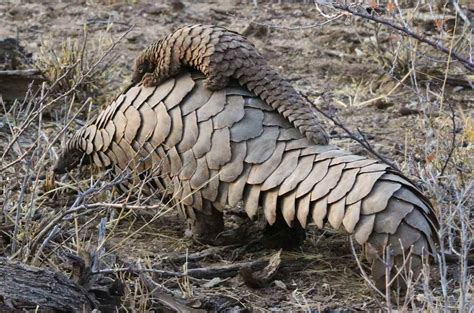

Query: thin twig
[[28, 177, 107, 254], [300, 92, 401, 171], [440, 102, 456, 176], [439, 9, 458, 113], [93, 267, 184, 278], [1, 62, 80, 160], [11, 173, 29, 255], [0, 143, 38, 172], [348, 237, 385, 299], [32, 225, 60, 265], [249, 14, 343, 30], [384, 246, 392, 312], [92, 217, 107, 272], [325, 2, 474, 72], [136, 262, 203, 313], [451, 1, 471, 26], [355, 69, 412, 107]]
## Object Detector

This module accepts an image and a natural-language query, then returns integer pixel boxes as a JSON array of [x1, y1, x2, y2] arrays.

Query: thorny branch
[[322, 2, 474, 72], [300, 92, 401, 172]]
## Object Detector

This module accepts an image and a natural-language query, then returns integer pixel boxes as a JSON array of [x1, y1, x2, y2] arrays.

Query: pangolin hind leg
[[261, 212, 306, 250], [187, 204, 257, 246], [185, 205, 225, 244]]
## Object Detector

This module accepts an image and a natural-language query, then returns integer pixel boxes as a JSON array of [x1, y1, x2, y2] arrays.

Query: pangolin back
[[56, 71, 439, 289], [132, 24, 329, 145]]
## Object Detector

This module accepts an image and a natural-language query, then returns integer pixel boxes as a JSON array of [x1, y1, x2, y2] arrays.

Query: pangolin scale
[[56, 71, 439, 289], [131, 24, 329, 145]]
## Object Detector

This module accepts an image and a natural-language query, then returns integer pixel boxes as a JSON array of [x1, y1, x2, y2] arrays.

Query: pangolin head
[[131, 39, 164, 85], [53, 148, 89, 174], [131, 56, 154, 85]]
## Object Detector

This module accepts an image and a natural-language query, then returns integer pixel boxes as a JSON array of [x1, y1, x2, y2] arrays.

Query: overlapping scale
[[57, 71, 439, 290]]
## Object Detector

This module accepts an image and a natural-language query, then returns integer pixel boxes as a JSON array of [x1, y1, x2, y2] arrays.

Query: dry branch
[[0, 257, 97, 311], [325, 2, 474, 72], [138, 263, 205, 313], [440, 102, 456, 176], [95, 255, 311, 281], [300, 92, 401, 172], [93, 261, 265, 279]]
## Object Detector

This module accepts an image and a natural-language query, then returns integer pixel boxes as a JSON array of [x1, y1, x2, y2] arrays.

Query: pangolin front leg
[[186, 206, 225, 244], [142, 52, 182, 88]]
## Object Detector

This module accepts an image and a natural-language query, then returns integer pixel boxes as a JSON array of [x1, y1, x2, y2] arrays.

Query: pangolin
[[55, 71, 439, 289], [131, 24, 329, 145]]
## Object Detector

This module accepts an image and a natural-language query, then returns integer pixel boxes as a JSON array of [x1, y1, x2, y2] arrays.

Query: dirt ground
[[0, 0, 472, 312]]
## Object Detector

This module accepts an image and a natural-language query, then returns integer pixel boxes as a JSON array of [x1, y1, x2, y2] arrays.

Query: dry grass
[[0, 1, 472, 311]]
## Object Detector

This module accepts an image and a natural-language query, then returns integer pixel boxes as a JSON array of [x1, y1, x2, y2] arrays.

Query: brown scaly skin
[[56, 72, 439, 290], [131, 24, 329, 145]]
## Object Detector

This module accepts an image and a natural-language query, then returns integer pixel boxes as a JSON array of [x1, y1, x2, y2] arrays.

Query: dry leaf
[[387, 1, 396, 13], [239, 249, 282, 288], [434, 19, 445, 32]]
